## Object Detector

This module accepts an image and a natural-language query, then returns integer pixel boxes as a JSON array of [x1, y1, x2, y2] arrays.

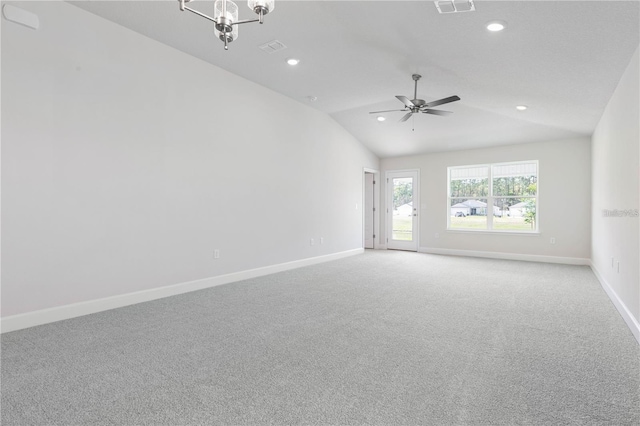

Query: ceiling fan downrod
[[410, 74, 426, 108], [412, 74, 421, 102]]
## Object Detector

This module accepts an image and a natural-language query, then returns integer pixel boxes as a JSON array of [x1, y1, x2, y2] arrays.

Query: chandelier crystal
[[178, 0, 275, 50]]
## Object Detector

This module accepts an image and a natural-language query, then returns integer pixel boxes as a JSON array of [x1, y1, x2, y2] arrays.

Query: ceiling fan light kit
[[369, 74, 460, 125], [178, 0, 275, 50]]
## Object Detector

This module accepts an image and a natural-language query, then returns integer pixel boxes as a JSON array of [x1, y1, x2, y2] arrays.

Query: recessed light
[[287, 58, 299, 66], [516, 105, 528, 111], [487, 20, 507, 32], [377, 116, 386, 122]]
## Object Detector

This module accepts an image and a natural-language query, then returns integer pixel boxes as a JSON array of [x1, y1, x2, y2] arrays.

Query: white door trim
[[363, 168, 380, 249]]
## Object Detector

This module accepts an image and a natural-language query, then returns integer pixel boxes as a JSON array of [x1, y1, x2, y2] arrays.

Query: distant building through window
[[447, 161, 538, 232]]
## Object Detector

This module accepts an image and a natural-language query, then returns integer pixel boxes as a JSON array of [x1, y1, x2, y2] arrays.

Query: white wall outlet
[[320, 237, 324, 244], [214, 249, 220, 259], [435, 232, 439, 239], [355, 203, 358, 210], [550, 237, 556, 244], [310, 238, 314, 246]]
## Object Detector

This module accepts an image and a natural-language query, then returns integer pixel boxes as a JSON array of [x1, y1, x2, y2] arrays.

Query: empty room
[[1, 1, 639, 425]]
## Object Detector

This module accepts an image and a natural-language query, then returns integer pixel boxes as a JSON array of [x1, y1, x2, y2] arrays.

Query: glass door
[[386, 170, 419, 251]]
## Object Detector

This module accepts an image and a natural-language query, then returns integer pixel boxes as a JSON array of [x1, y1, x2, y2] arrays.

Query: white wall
[[380, 137, 592, 262], [1, 2, 378, 319], [591, 45, 639, 332]]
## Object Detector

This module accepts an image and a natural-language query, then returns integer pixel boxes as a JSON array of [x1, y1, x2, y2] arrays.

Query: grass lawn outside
[[392, 215, 413, 241], [391, 215, 535, 240], [450, 216, 535, 231]]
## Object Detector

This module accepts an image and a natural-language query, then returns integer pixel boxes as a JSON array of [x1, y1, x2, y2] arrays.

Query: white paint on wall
[[591, 45, 640, 335], [1, 249, 364, 333], [380, 137, 592, 260], [1, 2, 379, 319]]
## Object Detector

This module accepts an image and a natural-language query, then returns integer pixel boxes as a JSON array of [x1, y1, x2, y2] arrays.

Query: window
[[448, 161, 538, 232]]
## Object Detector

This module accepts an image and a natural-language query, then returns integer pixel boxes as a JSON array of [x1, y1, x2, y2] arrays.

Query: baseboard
[[418, 247, 590, 265], [0, 248, 364, 334], [590, 263, 640, 345]]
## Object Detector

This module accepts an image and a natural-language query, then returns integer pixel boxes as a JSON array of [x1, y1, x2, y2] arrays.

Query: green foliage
[[492, 176, 537, 198], [523, 198, 536, 229], [450, 179, 488, 197], [393, 181, 412, 209]]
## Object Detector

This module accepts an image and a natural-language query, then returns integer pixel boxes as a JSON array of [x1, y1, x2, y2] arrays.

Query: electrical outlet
[[435, 233, 439, 239], [310, 238, 314, 246], [320, 237, 324, 244], [214, 249, 220, 259], [550, 237, 556, 244]]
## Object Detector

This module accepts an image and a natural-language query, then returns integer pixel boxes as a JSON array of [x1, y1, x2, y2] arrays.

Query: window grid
[[448, 161, 538, 233]]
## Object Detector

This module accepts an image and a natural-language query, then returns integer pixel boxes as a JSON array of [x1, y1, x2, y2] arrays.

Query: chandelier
[[178, 0, 275, 50]]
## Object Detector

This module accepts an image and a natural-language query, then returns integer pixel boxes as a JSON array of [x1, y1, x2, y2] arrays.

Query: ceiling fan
[[370, 74, 461, 123]]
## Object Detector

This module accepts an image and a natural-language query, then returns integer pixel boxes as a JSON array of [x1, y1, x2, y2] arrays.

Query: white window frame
[[447, 160, 539, 233]]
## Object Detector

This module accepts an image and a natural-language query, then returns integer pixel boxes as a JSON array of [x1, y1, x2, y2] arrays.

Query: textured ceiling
[[70, 0, 640, 158]]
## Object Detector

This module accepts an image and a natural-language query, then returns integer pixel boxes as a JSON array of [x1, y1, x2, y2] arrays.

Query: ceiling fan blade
[[396, 95, 415, 108], [369, 109, 407, 114], [399, 112, 413, 123], [422, 109, 453, 116], [424, 95, 461, 108]]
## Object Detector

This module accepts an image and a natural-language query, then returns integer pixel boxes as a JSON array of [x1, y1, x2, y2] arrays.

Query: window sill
[[446, 229, 540, 236]]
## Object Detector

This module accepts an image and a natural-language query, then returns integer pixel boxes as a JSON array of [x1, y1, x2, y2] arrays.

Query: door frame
[[363, 168, 380, 249], [386, 169, 420, 251]]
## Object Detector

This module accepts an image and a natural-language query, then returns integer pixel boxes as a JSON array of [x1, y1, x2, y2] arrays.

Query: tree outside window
[[448, 161, 538, 232]]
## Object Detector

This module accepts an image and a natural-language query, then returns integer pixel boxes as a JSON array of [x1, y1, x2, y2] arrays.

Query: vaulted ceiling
[[71, 0, 640, 158]]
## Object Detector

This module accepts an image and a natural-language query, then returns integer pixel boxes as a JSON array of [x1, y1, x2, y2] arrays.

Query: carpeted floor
[[2, 250, 639, 425]]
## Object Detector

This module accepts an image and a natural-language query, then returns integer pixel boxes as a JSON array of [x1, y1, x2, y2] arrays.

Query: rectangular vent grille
[[435, 0, 475, 14], [258, 40, 287, 53]]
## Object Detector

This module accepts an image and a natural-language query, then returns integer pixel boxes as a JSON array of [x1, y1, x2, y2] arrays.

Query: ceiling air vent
[[258, 40, 287, 53], [435, 0, 475, 14]]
